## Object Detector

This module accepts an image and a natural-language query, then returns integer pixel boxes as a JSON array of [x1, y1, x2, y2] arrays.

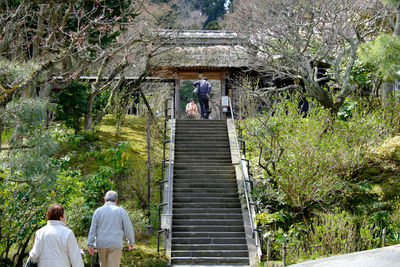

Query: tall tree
[[0, 0, 175, 132], [225, 0, 384, 114], [358, 0, 400, 106], [0, 0, 138, 106]]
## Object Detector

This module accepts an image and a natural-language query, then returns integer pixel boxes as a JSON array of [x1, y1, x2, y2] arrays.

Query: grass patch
[[78, 235, 168, 267], [66, 114, 166, 266]]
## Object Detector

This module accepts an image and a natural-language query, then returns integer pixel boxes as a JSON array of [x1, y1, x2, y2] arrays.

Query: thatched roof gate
[[148, 30, 250, 118]]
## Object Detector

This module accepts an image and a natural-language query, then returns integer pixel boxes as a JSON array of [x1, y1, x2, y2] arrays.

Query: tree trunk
[[32, 5, 45, 59], [0, 118, 2, 150], [116, 119, 122, 137], [140, 91, 154, 119], [304, 79, 335, 112], [393, 5, 400, 101], [15, 237, 30, 267], [84, 93, 96, 131], [382, 82, 394, 108], [382, 5, 400, 106], [394, 5, 400, 37]]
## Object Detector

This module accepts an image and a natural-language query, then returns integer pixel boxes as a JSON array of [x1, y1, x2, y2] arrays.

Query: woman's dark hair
[[46, 203, 64, 221]]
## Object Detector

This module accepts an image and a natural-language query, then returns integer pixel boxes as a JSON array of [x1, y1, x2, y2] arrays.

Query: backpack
[[193, 84, 199, 94]]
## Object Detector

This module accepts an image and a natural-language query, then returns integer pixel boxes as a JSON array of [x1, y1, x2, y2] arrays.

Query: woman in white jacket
[[28, 203, 84, 267]]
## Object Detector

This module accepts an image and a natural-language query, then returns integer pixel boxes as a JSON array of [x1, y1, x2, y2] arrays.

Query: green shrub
[[243, 95, 400, 262]]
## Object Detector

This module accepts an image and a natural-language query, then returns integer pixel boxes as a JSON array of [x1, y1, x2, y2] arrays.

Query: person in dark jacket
[[193, 77, 211, 119]]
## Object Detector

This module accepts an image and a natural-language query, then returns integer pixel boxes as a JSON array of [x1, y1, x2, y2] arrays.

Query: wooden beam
[[178, 71, 222, 80], [53, 76, 175, 83]]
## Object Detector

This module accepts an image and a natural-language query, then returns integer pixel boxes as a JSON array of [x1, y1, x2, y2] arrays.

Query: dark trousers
[[198, 95, 209, 119]]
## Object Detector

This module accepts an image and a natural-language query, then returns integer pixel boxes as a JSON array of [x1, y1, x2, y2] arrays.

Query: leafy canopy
[[358, 35, 400, 82], [381, 0, 400, 5]]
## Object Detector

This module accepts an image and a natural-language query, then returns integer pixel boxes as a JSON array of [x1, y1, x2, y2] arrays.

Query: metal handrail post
[[157, 96, 175, 258]]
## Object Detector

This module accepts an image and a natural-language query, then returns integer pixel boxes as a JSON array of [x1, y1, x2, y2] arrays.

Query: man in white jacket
[[29, 203, 84, 267], [87, 190, 135, 267]]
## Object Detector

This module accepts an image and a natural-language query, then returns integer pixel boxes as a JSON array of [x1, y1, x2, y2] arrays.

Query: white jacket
[[29, 220, 84, 267]]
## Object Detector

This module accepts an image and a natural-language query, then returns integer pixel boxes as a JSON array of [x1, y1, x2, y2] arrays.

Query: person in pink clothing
[[185, 98, 198, 119]]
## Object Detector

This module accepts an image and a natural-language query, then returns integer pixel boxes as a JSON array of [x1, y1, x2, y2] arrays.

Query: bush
[[122, 208, 148, 241], [243, 96, 400, 262], [246, 96, 393, 212]]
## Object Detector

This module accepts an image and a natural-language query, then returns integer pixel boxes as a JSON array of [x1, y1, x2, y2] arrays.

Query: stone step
[[175, 124, 227, 129], [173, 208, 242, 214], [174, 159, 232, 164], [173, 183, 238, 189], [174, 160, 232, 165], [173, 232, 246, 238], [173, 188, 238, 194], [173, 213, 243, 220], [175, 156, 232, 161], [174, 143, 230, 148], [173, 203, 241, 209], [174, 177, 236, 181], [176, 119, 227, 122], [171, 256, 249, 265], [176, 119, 226, 123], [174, 175, 236, 180], [175, 125, 227, 128], [175, 130, 228, 136], [173, 176, 236, 181], [172, 244, 248, 251], [175, 151, 231, 157], [173, 219, 244, 226], [175, 133, 229, 138], [174, 131, 228, 135], [174, 135, 229, 139], [174, 168, 235, 175], [172, 250, 249, 258], [174, 161, 233, 165], [174, 165, 235, 171], [175, 149, 231, 155], [176, 136, 229, 141], [176, 123, 227, 126], [174, 140, 230, 144], [172, 225, 245, 232], [175, 148, 231, 153], [173, 192, 238, 198], [176, 134, 229, 139], [172, 237, 247, 244], [175, 153, 231, 157], [173, 197, 240, 204]]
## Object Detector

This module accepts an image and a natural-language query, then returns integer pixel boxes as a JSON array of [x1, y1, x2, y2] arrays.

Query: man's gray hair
[[104, 190, 118, 202]]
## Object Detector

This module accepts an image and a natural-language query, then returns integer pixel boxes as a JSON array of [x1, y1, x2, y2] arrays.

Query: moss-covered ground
[[60, 115, 167, 266]]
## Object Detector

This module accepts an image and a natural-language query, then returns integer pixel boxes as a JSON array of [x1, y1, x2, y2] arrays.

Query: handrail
[[229, 98, 262, 260], [157, 97, 174, 255], [166, 98, 174, 215]]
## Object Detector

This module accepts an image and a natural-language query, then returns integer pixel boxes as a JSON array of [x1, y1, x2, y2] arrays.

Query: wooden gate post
[[174, 74, 181, 119]]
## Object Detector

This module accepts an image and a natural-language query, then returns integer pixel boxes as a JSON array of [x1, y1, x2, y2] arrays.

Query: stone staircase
[[171, 119, 250, 266]]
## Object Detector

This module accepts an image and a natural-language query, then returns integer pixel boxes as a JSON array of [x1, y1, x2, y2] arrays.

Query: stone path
[[289, 244, 400, 267]]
